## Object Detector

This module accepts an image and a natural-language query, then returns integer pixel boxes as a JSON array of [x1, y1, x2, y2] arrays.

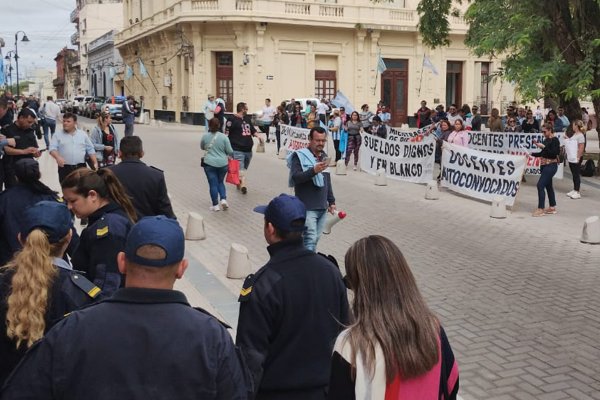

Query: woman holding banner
[[447, 120, 469, 147], [531, 123, 560, 217]]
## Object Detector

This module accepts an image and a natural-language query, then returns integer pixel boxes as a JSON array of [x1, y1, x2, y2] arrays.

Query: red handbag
[[226, 159, 240, 185]]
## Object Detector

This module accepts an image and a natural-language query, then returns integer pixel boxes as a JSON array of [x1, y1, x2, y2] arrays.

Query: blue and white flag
[[138, 58, 148, 77], [331, 90, 355, 114], [125, 65, 133, 80], [423, 55, 439, 76], [377, 52, 387, 74]]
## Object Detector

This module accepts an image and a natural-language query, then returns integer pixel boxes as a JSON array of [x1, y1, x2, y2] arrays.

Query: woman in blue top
[[201, 118, 234, 212]]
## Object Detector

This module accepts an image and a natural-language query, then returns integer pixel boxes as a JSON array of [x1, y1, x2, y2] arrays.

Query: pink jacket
[[448, 130, 469, 147]]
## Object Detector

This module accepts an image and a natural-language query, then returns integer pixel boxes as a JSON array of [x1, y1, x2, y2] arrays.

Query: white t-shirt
[[317, 102, 329, 115], [565, 133, 585, 163], [262, 105, 276, 122]]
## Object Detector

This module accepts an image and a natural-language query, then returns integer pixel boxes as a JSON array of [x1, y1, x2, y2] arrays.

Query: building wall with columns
[[116, 0, 516, 125]]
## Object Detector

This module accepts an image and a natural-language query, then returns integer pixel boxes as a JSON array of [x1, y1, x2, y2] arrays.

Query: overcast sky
[[1, 0, 80, 79]]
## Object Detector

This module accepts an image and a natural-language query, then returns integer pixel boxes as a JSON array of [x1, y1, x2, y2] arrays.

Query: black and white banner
[[279, 124, 310, 154], [441, 142, 527, 206], [360, 132, 435, 184]]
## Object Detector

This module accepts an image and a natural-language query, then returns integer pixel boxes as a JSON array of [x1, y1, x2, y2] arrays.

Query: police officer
[[1, 216, 246, 399], [1, 108, 41, 188], [236, 193, 350, 399], [0, 159, 78, 265], [61, 168, 136, 296], [0, 201, 100, 385], [108, 136, 176, 219]]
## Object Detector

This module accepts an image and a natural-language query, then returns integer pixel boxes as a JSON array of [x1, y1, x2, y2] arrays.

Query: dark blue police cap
[[21, 201, 72, 243], [254, 193, 306, 232], [125, 216, 185, 267]]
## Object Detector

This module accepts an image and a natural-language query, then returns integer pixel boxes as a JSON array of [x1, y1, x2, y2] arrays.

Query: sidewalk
[[41, 119, 600, 399]]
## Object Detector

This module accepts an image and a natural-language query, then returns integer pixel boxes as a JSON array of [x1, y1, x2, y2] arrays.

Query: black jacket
[[108, 159, 176, 219], [236, 239, 349, 398], [0, 288, 246, 400], [226, 114, 256, 152], [290, 152, 335, 210]]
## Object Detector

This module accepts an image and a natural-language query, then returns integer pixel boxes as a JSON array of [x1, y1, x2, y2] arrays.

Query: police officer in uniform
[[1, 108, 41, 189], [1, 216, 246, 399], [0, 201, 100, 385], [236, 193, 350, 399], [0, 159, 79, 265], [108, 136, 176, 219]]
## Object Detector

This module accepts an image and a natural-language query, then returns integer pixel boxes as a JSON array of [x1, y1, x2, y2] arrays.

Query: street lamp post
[[4, 50, 15, 91], [14, 31, 30, 96]]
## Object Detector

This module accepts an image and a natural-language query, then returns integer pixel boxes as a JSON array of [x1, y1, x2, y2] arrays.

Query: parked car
[[102, 96, 126, 122], [77, 96, 94, 115], [85, 97, 105, 118], [68, 96, 85, 113], [55, 99, 67, 112]]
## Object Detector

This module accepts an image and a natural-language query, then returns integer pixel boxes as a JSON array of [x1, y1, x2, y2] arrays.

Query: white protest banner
[[387, 125, 433, 142], [440, 142, 527, 206], [467, 130, 564, 178], [279, 124, 310, 154], [360, 132, 435, 184]]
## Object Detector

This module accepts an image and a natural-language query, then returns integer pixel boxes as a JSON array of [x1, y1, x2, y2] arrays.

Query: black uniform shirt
[[226, 114, 256, 152], [236, 238, 350, 396], [0, 288, 246, 400], [1, 122, 38, 161], [108, 159, 176, 219]]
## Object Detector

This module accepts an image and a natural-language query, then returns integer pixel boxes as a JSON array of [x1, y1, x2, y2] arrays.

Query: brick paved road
[[45, 119, 600, 399]]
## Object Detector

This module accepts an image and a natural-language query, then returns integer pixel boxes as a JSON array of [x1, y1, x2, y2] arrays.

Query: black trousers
[[58, 163, 87, 183]]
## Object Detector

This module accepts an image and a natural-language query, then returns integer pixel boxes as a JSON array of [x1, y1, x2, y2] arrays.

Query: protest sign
[[467, 130, 564, 178], [279, 124, 310, 154], [360, 132, 435, 184], [440, 142, 527, 206], [387, 125, 433, 142]]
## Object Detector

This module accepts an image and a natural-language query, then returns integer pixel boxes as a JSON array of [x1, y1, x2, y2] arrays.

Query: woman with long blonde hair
[[0, 201, 99, 385], [328, 235, 459, 399], [61, 168, 136, 296]]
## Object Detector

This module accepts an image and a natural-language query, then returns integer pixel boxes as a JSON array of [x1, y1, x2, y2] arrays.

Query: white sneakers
[[210, 200, 229, 212], [567, 190, 581, 199]]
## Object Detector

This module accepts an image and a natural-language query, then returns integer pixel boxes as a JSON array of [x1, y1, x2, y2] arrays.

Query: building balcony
[[71, 32, 80, 45], [116, 0, 467, 45], [53, 77, 65, 87], [70, 8, 79, 23]]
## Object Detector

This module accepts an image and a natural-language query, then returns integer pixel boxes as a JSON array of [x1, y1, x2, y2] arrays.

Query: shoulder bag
[[201, 133, 219, 167]]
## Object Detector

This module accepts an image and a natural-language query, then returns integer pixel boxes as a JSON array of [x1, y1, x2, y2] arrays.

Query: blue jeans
[[42, 119, 56, 149], [304, 209, 327, 252], [203, 164, 228, 205], [233, 150, 253, 170], [537, 163, 558, 209]]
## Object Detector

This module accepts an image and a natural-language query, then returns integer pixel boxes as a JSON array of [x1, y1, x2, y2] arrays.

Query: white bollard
[[375, 168, 387, 186], [425, 181, 440, 200], [580, 216, 600, 244], [227, 243, 252, 279], [490, 196, 507, 219], [185, 212, 206, 240], [336, 159, 347, 175], [278, 147, 287, 159]]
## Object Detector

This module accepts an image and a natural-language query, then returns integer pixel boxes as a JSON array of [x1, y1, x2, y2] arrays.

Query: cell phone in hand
[[39, 148, 47, 153]]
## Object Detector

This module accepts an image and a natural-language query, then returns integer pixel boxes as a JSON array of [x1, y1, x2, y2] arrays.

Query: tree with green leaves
[[417, 0, 600, 123]]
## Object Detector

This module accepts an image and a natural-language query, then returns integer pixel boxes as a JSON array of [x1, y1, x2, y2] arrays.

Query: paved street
[[41, 118, 600, 399]]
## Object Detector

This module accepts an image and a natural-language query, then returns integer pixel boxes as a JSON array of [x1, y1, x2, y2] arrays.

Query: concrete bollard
[[580, 216, 600, 244], [336, 159, 347, 175], [425, 181, 440, 200], [227, 243, 252, 279], [375, 168, 387, 186], [256, 141, 265, 153], [490, 196, 507, 219], [185, 212, 206, 240], [278, 147, 287, 159]]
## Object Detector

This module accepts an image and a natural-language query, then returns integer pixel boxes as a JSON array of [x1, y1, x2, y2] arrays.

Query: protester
[[237, 193, 349, 399], [359, 104, 373, 133], [201, 117, 233, 211], [470, 105, 482, 131], [214, 97, 226, 132], [446, 104, 462, 125], [521, 109, 540, 133], [287, 127, 336, 251], [546, 109, 564, 133], [557, 107, 570, 128], [531, 123, 560, 217], [203, 94, 217, 132], [1, 108, 41, 188], [290, 102, 306, 128], [260, 98, 276, 142], [317, 98, 330, 124], [39, 96, 61, 150], [415, 100, 432, 128], [122, 95, 137, 137], [369, 115, 387, 139], [0, 201, 99, 385], [108, 136, 176, 219], [432, 104, 446, 123], [345, 111, 363, 170], [49, 112, 98, 183], [487, 108, 503, 132], [91, 112, 119, 167], [272, 105, 289, 153], [61, 168, 136, 295], [447, 119, 469, 147], [1, 215, 246, 399], [328, 235, 459, 399], [435, 119, 453, 166], [461, 104, 473, 128], [225, 102, 262, 194], [565, 120, 586, 199], [307, 103, 319, 130], [377, 106, 390, 126], [504, 116, 523, 133], [329, 109, 343, 161]]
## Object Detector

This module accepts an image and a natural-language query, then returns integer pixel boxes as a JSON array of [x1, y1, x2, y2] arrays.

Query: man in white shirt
[[40, 96, 62, 150], [203, 94, 216, 132], [260, 98, 276, 142], [446, 104, 463, 125], [317, 98, 330, 125]]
